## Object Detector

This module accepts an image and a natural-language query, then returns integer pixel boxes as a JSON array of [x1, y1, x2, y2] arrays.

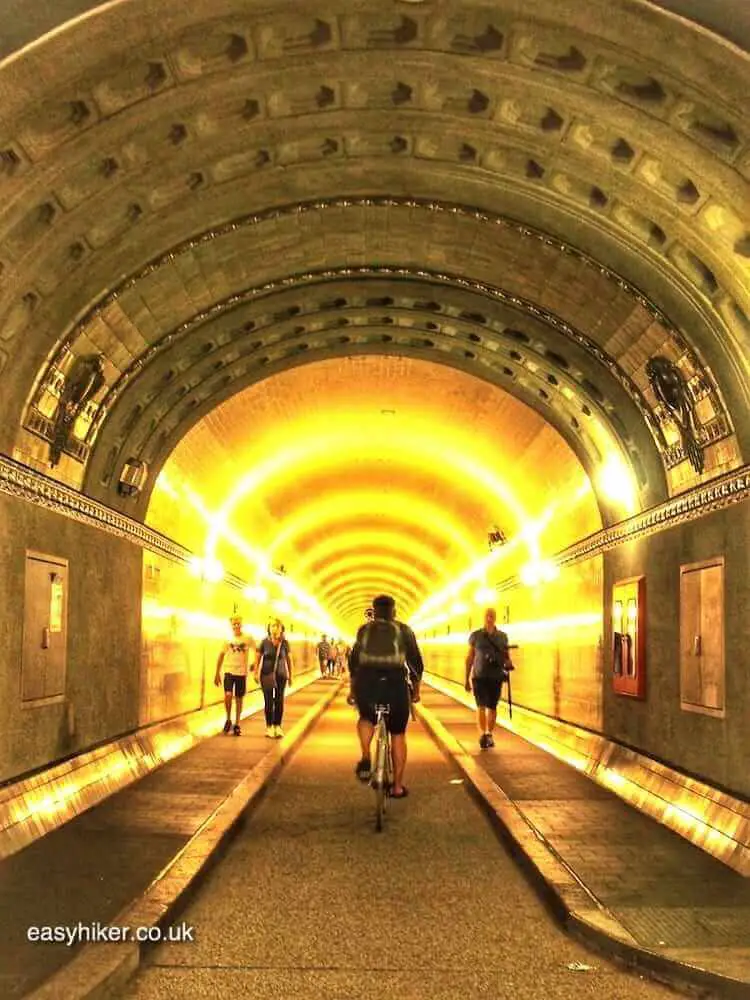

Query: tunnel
[[0, 1, 749, 997]]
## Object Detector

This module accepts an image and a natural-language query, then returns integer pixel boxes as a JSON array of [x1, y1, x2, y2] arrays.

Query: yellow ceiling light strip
[[319, 571, 423, 607], [331, 582, 417, 613], [321, 567, 425, 600], [165, 482, 344, 634], [309, 551, 437, 592], [317, 576, 428, 611], [205, 422, 528, 560], [411, 533, 527, 627], [308, 550, 438, 585], [268, 490, 477, 563], [282, 527, 453, 617], [338, 597, 378, 617], [411, 475, 602, 629]]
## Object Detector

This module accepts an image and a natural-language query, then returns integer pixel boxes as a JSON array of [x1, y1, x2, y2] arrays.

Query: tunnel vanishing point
[[0, 0, 749, 955]]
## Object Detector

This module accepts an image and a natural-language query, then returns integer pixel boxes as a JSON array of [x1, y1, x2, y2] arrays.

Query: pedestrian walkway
[[418, 683, 750, 995], [124, 695, 676, 1000], [3, 682, 747, 999], [0, 681, 333, 1000]]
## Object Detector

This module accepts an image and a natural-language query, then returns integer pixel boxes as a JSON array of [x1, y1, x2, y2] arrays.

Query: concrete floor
[[124, 695, 680, 1000]]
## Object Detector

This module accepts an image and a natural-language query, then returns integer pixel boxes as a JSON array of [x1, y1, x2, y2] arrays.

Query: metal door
[[680, 558, 724, 716], [22, 552, 68, 702]]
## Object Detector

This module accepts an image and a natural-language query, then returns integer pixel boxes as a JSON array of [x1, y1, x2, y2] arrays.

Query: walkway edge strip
[[422, 674, 750, 876], [415, 699, 750, 1000], [0, 671, 321, 862], [25, 680, 343, 1000]]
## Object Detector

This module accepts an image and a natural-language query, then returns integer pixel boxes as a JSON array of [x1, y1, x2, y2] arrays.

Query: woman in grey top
[[254, 618, 293, 738]]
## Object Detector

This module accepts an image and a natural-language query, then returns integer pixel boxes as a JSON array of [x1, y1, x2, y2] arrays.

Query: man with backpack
[[465, 607, 513, 748], [349, 594, 424, 798]]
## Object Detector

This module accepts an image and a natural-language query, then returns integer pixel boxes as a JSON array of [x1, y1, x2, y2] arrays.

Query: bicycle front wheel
[[375, 778, 385, 831]]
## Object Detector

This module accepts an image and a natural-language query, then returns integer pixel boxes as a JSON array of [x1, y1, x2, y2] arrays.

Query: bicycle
[[369, 677, 417, 832], [371, 702, 392, 833]]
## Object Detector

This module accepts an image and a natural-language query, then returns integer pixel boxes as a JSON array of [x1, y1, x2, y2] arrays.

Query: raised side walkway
[[1, 680, 748, 999], [418, 682, 750, 997], [0, 680, 338, 999]]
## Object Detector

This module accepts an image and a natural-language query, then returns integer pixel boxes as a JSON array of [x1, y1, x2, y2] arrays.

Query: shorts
[[354, 670, 410, 735], [223, 673, 247, 697], [472, 676, 503, 709]]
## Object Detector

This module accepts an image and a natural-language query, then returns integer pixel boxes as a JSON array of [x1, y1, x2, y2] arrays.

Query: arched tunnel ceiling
[[147, 356, 602, 631], [3, 0, 750, 63], [0, 0, 748, 519]]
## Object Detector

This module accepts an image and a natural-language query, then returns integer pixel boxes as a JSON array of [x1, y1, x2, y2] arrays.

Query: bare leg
[[477, 705, 487, 734], [357, 718, 375, 760], [224, 692, 232, 720], [487, 707, 497, 735], [391, 733, 407, 794], [235, 696, 244, 725]]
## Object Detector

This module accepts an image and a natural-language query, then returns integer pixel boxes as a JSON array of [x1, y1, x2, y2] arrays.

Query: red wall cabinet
[[612, 576, 646, 698]]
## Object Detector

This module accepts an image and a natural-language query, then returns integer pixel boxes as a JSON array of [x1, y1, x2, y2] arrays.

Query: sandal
[[390, 787, 409, 799]]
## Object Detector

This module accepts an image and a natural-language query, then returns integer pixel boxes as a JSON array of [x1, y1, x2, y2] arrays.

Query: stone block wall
[[0, 491, 141, 783], [603, 501, 750, 798], [423, 499, 750, 799]]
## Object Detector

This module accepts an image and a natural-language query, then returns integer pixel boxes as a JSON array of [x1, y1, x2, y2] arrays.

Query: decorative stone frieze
[[496, 464, 750, 591], [0, 453, 242, 590], [2, 452, 747, 586]]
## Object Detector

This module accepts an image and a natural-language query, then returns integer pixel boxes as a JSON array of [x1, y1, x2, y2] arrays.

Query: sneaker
[[274, 726, 284, 739], [355, 757, 371, 782], [222, 719, 232, 734], [486, 733, 495, 748], [233, 724, 241, 736], [265, 726, 274, 738], [479, 733, 490, 750]]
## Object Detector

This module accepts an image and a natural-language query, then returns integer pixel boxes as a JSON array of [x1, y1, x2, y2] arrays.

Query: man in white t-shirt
[[214, 614, 256, 736]]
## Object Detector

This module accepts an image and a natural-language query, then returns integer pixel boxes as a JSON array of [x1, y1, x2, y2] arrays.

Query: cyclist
[[347, 609, 372, 704], [349, 594, 424, 798]]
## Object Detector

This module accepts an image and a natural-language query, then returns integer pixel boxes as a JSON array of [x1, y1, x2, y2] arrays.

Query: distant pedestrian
[[465, 607, 513, 749], [255, 619, 293, 738], [214, 614, 256, 736], [333, 638, 349, 678], [316, 634, 331, 678]]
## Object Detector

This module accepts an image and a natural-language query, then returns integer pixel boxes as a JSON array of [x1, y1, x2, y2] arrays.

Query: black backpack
[[358, 620, 405, 668]]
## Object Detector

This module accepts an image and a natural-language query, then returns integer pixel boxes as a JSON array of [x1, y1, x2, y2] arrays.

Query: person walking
[[465, 607, 513, 749], [334, 638, 349, 679], [214, 614, 256, 736], [255, 618, 293, 738], [316, 634, 331, 678]]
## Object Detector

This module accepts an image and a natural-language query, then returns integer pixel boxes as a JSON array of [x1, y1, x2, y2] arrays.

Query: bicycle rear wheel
[[374, 721, 388, 832]]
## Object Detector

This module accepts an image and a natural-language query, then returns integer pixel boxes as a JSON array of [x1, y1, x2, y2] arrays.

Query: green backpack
[[358, 620, 405, 668]]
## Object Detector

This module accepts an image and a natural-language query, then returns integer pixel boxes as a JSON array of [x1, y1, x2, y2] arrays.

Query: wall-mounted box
[[680, 557, 725, 718], [612, 576, 646, 698]]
